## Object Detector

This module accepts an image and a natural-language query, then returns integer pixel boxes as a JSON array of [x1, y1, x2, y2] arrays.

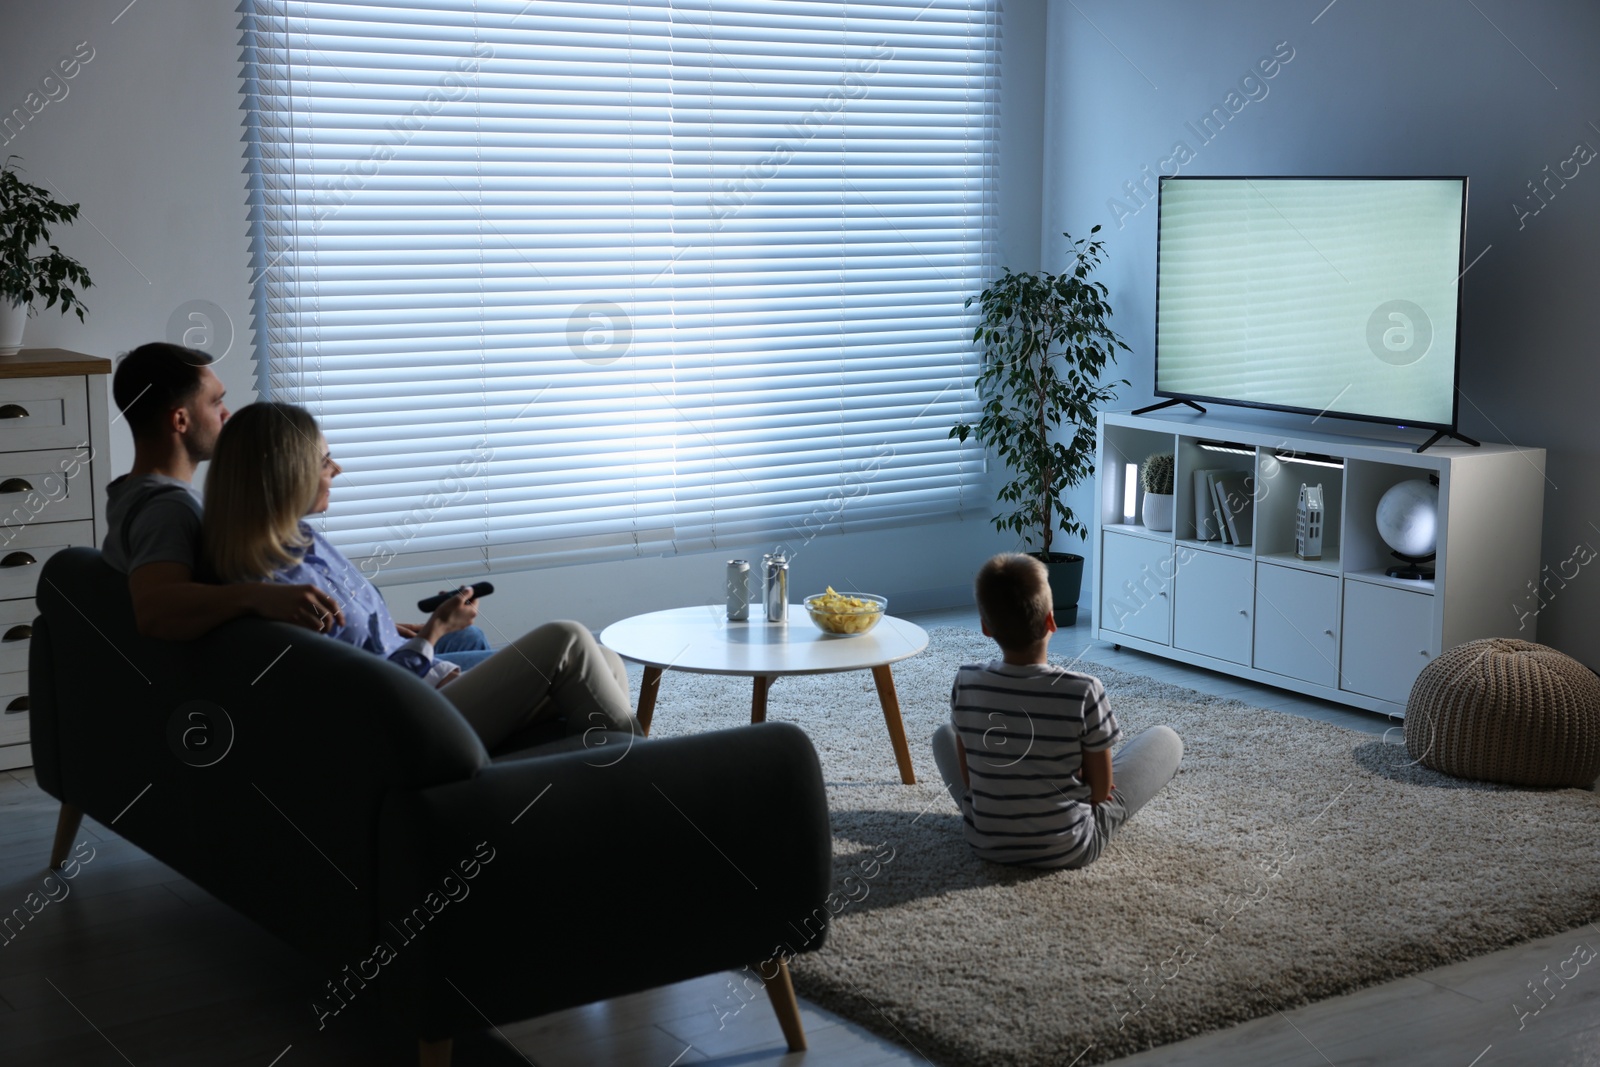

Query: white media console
[[1092, 409, 1546, 717]]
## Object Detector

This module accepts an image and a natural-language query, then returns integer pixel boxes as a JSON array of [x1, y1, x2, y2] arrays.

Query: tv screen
[[1155, 177, 1467, 431]]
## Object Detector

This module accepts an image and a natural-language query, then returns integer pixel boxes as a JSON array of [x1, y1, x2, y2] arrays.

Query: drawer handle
[[1238, 609, 1248, 616], [1, 551, 36, 567], [4, 695, 24, 713], [3, 624, 31, 642], [0, 478, 33, 494], [1323, 629, 1334, 636], [0, 404, 28, 420]]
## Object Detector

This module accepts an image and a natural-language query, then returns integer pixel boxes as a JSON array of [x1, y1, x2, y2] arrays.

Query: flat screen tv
[[1154, 176, 1467, 435]]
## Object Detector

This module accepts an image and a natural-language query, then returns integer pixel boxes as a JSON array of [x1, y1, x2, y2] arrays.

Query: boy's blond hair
[[974, 553, 1053, 650]]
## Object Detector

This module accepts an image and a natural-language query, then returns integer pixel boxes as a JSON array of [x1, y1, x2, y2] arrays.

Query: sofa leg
[[757, 957, 806, 1051], [50, 803, 83, 870], [417, 1037, 452, 1067]]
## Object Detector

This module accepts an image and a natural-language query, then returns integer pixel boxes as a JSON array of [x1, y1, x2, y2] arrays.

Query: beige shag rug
[[647, 627, 1600, 1066]]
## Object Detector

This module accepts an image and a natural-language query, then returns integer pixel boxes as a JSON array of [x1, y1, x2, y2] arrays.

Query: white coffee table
[[599, 604, 930, 784]]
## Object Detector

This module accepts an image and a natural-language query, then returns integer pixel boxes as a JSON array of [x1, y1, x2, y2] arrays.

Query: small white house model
[[1296, 483, 1324, 561]]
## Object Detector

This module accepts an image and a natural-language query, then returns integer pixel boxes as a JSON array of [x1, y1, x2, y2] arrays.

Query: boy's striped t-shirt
[[950, 660, 1122, 868]]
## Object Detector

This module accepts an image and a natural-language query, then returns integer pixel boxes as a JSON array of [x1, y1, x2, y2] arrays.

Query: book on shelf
[[1210, 476, 1232, 544], [1193, 469, 1223, 540], [1214, 472, 1255, 546]]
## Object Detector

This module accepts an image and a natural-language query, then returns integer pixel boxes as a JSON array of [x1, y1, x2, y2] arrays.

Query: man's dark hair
[[112, 343, 214, 440], [975, 553, 1054, 650]]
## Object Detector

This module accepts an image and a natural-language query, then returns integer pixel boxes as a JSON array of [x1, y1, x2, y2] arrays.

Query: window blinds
[[240, 0, 996, 583]]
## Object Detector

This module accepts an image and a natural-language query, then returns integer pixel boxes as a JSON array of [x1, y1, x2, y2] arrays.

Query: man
[[103, 342, 343, 638]]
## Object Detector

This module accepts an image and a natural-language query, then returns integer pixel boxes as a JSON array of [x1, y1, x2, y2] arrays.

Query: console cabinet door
[[1099, 531, 1173, 645], [1253, 564, 1339, 687], [1172, 548, 1253, 664], [1340, 581, 1437, 704]]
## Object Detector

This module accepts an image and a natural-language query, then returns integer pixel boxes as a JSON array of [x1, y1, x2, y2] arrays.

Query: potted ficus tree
[[952, 227, 1130, 625], [0, 157, 93, 355]]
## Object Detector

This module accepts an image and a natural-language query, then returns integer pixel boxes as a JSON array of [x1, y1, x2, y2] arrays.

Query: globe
[[1376, 479, 1439, 559]]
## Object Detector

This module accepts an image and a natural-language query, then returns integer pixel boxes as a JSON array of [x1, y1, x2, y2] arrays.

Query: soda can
[[726, 560, 750, 621], [762, 551, 788, 625]]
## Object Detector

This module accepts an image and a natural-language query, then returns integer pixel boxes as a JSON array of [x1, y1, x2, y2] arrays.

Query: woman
[[201, 402, 638, 751]]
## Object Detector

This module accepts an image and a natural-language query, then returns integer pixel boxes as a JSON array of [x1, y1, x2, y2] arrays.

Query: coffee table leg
[[751, 674, 772, 724], [870, 664, 916, 785], [638, 665, 663, 736]]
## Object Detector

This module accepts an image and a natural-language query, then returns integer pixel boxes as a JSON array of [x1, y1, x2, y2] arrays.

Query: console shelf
[[1093, 410, 1545, 717]]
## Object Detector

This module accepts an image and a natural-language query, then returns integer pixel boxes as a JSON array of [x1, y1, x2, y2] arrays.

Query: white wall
[[1, 0, 1052, 635], [1044, 0, 1600, 662], [1, 2, 258, 448]]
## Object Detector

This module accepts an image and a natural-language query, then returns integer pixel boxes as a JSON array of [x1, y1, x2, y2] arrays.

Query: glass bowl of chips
[[804, 588, 887, 635]]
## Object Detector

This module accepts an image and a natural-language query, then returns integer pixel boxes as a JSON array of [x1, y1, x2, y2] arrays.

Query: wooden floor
[[2, 608, 1596, 1066]]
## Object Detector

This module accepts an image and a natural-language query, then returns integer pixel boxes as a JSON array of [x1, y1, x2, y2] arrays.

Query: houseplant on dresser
[[0, 157, 93, 354], [952, 227, 1129, 625]]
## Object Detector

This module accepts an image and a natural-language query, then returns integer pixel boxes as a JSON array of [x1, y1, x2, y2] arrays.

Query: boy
[[932, 553, 1182, 869]]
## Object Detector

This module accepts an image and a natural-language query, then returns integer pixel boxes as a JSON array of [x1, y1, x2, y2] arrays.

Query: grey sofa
[[29, 547, 832, 1065]]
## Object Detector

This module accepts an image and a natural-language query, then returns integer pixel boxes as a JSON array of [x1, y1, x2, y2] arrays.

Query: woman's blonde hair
[[201, 402, 323, 582]]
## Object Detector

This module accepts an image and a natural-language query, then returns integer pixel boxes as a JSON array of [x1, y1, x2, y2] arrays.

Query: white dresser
[[1093, 409, 1546, 718], [0, 348, 113, 769]]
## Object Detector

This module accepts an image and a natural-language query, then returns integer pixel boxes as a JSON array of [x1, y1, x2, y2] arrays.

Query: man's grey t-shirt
[[101, 474, 204, 574]]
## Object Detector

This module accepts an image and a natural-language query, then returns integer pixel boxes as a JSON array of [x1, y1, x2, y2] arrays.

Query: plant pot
[[1032, 551, 1084, 628], [0, 299, 24, 356], [1141, 492, 1174, 532]]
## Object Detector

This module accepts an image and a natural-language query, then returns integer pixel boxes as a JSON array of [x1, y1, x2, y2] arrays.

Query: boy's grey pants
[[931, 723, 1183, 869]]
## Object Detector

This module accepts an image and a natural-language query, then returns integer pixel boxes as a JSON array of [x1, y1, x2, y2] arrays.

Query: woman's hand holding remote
[[416, 587, 480, 646]]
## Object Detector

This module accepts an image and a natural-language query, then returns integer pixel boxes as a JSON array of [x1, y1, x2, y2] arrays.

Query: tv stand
[[1413, 428, 1480, 453], [1131, 398, 1206, 416], [1092, 410, 1544, 717]]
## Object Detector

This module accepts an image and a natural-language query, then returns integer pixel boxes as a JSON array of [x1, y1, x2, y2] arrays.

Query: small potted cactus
[[1141, 452, 1175, 532]]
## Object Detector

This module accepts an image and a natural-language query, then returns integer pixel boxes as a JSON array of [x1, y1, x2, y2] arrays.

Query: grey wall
[[0, 0, 1051, 634], [1, 2, 258, 458], [1044, 0, 1600, 661]]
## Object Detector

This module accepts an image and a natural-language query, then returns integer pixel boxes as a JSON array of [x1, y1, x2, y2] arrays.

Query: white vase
[[1141, 492, 1174, 532], [0, 298, 24, 356]]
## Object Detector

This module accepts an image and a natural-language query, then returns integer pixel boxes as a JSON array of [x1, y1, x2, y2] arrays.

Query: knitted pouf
[[1405, 637, 1600, 788]]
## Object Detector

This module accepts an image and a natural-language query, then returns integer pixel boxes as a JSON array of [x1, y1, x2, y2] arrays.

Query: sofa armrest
[[376, 722, 831, 1037], [27, 613, 61, 798], [30, 547, 494, 971]]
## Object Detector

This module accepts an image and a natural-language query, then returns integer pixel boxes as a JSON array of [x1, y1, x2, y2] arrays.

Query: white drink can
[[726, 560, 750, 620]]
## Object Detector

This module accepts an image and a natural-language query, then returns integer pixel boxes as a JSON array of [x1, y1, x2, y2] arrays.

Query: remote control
[[417, 582, 494, 613]]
